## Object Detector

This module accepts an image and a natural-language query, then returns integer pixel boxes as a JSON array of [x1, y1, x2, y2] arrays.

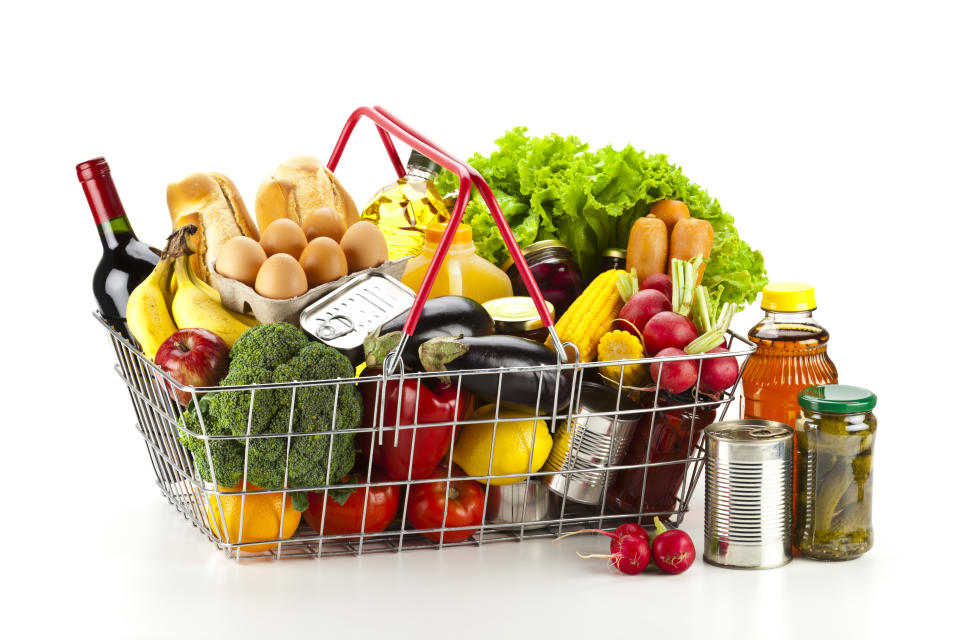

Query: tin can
[[704, 419, 793, 569], [299, 273, 415, 365], [486, 480, 552, 525], [542, 383, 641, 505]]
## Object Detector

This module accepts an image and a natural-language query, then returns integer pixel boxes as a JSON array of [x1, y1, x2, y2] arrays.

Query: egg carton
[[209, 257, 409, 326]]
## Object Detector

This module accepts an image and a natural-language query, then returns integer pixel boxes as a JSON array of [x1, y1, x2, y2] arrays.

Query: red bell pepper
[[359, 376, 469, 481]]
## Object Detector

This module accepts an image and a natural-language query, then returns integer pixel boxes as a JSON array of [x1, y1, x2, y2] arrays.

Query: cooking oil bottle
[[360, 150, 450, 260]]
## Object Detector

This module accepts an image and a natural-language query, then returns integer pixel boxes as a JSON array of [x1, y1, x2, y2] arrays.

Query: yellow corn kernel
[[598, 330, 647, 386], [550, 269, 625, 362]]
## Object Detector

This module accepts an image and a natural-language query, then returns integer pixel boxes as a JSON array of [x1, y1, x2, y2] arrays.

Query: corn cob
[[598, 330, 647, 386], [549, 269, 625, 362]]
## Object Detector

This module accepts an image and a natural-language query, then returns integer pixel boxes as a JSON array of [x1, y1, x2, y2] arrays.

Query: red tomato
[[303, 472, 399, 537], [407, 467, 485, 543]]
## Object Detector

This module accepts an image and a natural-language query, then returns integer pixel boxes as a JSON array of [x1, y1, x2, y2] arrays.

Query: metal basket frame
[[100, 106, 756, 560]]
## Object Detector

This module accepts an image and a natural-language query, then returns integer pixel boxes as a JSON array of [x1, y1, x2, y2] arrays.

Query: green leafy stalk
[[671, 256, 702, 317], [617, 268, 639, 303], [685, 302, 736, 354], [693, 285, 713, 334]]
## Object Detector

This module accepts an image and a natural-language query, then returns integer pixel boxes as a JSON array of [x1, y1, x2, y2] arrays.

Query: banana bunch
[[126, 226, 257, 360]]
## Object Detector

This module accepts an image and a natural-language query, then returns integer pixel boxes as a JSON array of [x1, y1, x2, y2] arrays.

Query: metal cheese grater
[[299, 273, 416, 364], [704, 419, 794, 569]]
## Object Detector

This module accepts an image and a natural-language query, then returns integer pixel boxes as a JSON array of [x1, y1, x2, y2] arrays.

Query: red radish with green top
[[643, 311, 698, 355], [619, 289, 672, 338], [651, 516, 695, 574]]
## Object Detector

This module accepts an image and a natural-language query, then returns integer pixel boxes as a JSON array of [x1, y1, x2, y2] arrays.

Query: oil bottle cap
[[760, 282, 816, 312], [408, 150, 442, 176], [798, 385, 877, 413], [425, 223, 472, 245]]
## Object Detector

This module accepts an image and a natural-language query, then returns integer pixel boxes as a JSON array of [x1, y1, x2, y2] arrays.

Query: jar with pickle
[[794, 385, 877, 561], [482, 296, 555, 343]]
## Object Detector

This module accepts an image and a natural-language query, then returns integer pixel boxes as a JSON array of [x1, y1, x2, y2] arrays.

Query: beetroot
[[618, 290, 672, 338], [701, 346, 740, 392], [650, 347, 699, 394], [642, 273, 673, 300], [643, 311, 698, 355]]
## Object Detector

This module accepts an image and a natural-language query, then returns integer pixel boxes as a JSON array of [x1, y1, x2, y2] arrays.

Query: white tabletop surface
[[4, 1, 956, 637]]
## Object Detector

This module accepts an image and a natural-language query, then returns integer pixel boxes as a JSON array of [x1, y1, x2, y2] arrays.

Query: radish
[[555, 524, 651, 575], [700, 346, 740, 392], [643, 311, 698, 355], [642, 273, 672, 300], [651, 517, 695, 574], [578, 534, 651, 575], [650, 347, 699, 394], [619, 289, 672, 338]]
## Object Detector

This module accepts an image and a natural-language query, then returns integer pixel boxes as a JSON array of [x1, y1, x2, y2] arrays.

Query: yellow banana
[[126, 257, 178, 360], [172, 253, 253, 346], [192, 269, 259, 327]]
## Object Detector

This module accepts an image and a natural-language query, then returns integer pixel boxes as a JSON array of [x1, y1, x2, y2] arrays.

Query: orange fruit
[[206, 482, 301, 553]]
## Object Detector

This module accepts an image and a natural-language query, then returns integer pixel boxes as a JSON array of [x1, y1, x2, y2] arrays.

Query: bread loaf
[[167, 172, 258, 282], [255, 155, 359, 231]]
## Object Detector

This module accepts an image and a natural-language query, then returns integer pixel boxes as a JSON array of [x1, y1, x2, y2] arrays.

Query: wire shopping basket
[[98, 106, 756, 560]]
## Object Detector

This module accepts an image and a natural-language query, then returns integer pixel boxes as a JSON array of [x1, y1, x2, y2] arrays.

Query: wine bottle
[[78, 157, 159, 340]]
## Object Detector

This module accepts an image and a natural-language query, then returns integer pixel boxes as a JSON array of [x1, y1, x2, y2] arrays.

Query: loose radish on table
[[555, 524, 651, 575], [651, 516, 695, 574], [650, 347, 699, 393], [578, 534, 651, 575]]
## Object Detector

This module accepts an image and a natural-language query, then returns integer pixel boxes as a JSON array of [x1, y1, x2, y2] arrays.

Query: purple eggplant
[[419, 335, 572, 410]]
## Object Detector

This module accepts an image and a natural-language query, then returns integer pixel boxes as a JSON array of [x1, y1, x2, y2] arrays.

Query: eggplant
[[419, 335, 572, 410], [364, 296, 494, 371]]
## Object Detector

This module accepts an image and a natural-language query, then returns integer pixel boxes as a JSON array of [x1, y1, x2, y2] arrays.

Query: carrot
[[669, 218, 713, 284], [626, 216, 668, 283], [648, 200, 690, 234]]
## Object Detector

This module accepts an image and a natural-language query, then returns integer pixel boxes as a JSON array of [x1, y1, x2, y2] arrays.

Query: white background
[[1, 1, 956, 638]]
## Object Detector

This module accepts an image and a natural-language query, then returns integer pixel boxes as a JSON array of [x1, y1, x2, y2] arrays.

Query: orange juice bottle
[[401, 223, 513, 304]]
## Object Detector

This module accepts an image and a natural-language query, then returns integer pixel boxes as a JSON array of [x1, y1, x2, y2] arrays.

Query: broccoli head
[[177, 323, 362, 510]]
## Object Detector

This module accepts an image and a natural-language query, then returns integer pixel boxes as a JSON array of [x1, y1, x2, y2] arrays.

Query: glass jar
[[482, 296, 555, 343], [607, 390, 717, 523], [600, 248, 627, 272], [502, 240, 584, 318], [794, 385, 877, 561]]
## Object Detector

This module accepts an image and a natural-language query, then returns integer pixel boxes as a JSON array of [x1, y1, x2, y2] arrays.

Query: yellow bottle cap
[[425, 223, 472, 245], [760, 282, 817, 312]]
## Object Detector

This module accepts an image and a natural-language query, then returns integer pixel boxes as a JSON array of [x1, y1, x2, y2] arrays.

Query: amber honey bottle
[[741, 283, 838, 523]]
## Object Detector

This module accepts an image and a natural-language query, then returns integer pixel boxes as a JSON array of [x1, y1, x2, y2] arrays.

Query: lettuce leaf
[[436, 127, 767, 308]]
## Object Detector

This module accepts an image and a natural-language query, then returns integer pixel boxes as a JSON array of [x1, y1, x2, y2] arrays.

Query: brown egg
[[299, 237, 348, 288], [260, 218, 308, 257], [254, 253, 308, 299], [215, 236, 267, 286], [340, 221, 388, 273], [302, 207, 346, 242]]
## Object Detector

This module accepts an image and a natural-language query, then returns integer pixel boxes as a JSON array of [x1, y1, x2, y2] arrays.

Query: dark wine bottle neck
[[98, 216, 135, 250]]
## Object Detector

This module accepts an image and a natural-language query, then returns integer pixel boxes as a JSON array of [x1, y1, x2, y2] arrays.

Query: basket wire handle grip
[[326, 106, 567, 374], [370, 106, 566, 359]]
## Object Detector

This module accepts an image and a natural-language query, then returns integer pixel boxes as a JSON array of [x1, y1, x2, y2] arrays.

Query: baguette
[[166, 172, 258, 282], [626, 216, 668, 283], [255, 154, 359, 231]]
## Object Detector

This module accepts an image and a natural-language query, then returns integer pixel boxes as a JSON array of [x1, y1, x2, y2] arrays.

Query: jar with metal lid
[[599, 248, 627, 272], [794, 385, 877, 561], [502, 240, 584, 318], [482, 296, 555, 343]]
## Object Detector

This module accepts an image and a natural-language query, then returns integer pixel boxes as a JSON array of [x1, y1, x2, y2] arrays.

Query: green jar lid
[[798, 385, 877, 413]]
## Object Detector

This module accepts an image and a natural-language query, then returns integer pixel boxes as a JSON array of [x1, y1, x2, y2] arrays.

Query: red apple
[[155, 328, 230, 405]]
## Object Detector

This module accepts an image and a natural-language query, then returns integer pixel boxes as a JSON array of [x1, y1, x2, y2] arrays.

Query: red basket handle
[[326, 106, 567, 369]]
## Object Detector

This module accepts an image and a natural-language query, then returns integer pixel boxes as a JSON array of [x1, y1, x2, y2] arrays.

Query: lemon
[[453, 405, 553, 486]]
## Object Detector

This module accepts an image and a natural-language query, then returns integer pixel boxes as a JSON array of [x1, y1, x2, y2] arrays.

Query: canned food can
[[486, 480, 552, 526], [704, 419, 793, 569], [542, 383, 641, 505]]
